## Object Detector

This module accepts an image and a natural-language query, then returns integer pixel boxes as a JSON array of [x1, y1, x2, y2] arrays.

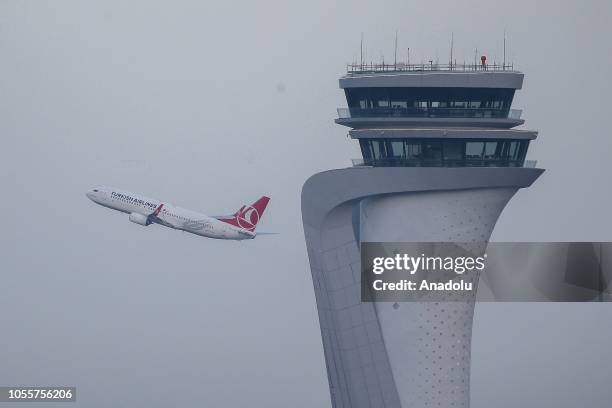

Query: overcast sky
[[1, 0, 611, 407]]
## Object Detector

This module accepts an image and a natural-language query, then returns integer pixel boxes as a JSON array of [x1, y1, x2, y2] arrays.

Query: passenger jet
[[86, 187, 270, 240]]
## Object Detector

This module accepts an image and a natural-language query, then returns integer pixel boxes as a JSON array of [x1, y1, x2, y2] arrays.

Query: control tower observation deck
[[301, 62, 544, 408], [338, 62, 535, 168]]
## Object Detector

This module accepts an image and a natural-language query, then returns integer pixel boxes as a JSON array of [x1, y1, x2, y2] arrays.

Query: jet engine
[[129, 212, 150, 226]]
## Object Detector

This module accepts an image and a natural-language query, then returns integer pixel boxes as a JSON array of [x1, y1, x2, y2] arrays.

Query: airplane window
[[93, 189, 98, 192]]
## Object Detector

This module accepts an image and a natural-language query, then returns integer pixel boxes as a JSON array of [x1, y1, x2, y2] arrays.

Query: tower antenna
[[503, 29, 506, 69], [450, 32, 454, 69], [394, 30, 398, 68], [360, 33, 364, 67]]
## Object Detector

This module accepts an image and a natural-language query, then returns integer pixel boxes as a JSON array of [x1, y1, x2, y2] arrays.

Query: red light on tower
[[480, 55, 487, 70]]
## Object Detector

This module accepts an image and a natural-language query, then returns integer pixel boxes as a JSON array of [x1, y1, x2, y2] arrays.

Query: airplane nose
[[86, 191, 94, 200]]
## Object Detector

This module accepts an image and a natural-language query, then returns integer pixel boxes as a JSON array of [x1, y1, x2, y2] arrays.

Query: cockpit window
[[93, 189, 99, 192]]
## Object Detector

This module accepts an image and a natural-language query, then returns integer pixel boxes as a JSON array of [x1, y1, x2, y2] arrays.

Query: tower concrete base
[[301, 166, 543, 408]]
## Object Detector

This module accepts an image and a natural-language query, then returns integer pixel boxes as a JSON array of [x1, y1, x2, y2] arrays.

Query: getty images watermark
[[361, 242, 612, 302]]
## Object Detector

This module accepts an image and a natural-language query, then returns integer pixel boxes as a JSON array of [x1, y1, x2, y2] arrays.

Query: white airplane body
[[86, 187, 270, 240]]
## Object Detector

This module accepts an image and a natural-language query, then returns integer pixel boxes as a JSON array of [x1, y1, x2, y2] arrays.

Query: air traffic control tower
[[301, 61, 544, 408]]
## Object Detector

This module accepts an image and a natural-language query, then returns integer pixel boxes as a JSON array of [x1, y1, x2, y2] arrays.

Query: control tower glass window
[[345, 87, 516, 118], [359, 139, 529, 167], [422, 142, 442, 161]]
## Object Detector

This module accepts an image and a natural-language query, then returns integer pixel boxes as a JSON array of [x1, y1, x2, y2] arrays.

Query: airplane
[[86, 187, 270, 240]]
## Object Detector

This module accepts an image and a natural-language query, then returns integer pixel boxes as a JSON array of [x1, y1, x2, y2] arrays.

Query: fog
[[1, 0, 611, 406]]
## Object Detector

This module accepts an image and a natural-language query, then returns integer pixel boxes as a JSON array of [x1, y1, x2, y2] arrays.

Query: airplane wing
[[146, 204, 164, 225]]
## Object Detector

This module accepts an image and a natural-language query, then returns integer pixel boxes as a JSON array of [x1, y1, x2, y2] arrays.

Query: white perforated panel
[[361, 188, 517, 407]]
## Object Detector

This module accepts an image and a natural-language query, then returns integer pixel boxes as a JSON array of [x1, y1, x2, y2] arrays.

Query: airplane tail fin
[[217, 196, 270, 232]]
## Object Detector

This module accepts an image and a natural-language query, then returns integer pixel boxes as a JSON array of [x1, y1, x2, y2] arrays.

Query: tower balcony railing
[[351, 158, 537, 168], [347, 62, 515, 74], [337, 107, 522, 120]]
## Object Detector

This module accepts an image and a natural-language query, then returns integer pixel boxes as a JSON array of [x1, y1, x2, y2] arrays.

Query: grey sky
[[1, 0, 611, 407]]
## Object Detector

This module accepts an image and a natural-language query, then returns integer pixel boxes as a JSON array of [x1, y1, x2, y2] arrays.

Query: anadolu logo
[[236, 206, 259, 230]]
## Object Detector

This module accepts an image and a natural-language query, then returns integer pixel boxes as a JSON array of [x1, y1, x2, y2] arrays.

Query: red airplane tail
[[218, 196, 270, 232]]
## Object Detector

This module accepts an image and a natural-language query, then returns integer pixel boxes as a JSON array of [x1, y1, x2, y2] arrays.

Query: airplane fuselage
[[86, 187, 256, 240]]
